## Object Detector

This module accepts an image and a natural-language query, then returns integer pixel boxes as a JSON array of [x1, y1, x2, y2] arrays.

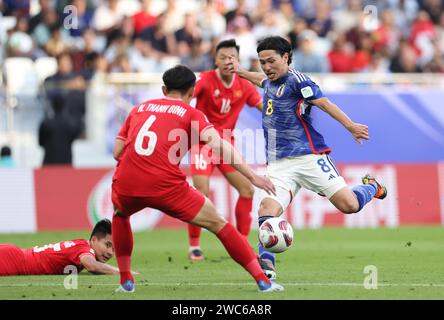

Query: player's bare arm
[[80, 254, 138, 275], [113, 138, 125, 160], [80, 254, 120, 275], [310, 97, 369, 144], [255, 101, 263, 112], [201, 127, 276, 195], [227, 57, 267, 87]]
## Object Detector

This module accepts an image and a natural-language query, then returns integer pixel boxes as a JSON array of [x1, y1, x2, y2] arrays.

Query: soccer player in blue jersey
[[228, 36, 387, 280]]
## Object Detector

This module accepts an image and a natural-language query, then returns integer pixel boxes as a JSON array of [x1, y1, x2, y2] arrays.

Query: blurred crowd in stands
[[1, 0, 444, 75], [1, 0, 443, 166]]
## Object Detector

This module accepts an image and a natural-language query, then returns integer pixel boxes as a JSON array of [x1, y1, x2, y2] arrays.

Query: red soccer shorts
[[190, 140, 237, 176], [0, 244, 26, 276], [112, 180, 206, 222]]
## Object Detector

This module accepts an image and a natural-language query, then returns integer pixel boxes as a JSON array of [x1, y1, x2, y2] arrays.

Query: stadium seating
[[3, 57, 45, 133], [34, 57, 58, 85], [4, 57, 39, 99]]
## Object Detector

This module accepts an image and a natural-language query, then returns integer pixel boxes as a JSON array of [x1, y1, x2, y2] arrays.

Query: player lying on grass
[[0, 219, 121, 276], [111, 65, 283, 293]]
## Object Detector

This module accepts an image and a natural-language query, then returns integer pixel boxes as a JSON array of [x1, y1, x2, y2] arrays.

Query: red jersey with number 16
[[194, 70, 262, 138], [112, 97, 214, 197]]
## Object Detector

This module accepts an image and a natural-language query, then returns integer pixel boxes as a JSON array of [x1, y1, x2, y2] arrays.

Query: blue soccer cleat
[[257, 280, 284, 292], [115, 280, 135, 293]]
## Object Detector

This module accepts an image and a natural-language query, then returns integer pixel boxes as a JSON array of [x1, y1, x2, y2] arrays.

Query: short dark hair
[[257, 36, 293, 65], [1, 146, 11, 158], [216, 39, 240, 54], [162, 65, 196, 95], [90, 219, 112, 240], [85, 51, 99, 68]]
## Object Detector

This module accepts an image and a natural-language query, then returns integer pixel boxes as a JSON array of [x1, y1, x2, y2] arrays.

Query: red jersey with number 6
[[112, 97, 214, 197], [194, 70, 262, 139]]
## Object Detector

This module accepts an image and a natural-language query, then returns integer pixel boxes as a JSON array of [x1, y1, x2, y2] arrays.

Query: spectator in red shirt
[[409, 10, 437, 64], [132, 0, 157, 35], [328, 33, 354, 72], [351, 33, 373, 72]]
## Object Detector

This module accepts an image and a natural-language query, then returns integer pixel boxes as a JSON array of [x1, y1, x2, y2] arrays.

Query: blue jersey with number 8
[[261, 69, 331, 161]]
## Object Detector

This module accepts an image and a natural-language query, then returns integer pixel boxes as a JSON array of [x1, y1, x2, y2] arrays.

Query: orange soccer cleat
[[362, 174, 387, 200]]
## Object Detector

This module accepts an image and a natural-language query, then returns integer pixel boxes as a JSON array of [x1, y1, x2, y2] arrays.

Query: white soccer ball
[[258, 217, 294, 253]]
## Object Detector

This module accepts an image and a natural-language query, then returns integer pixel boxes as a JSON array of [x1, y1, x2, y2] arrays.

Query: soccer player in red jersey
[[0, 219, 118, 276], [111, 65, 283, 293], [188, 39, 263, 260]]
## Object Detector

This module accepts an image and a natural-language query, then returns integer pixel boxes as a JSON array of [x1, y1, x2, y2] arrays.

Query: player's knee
[[258, 198, 283, 216], [239, 185, 254, 198], [340, 199, 360, 214]]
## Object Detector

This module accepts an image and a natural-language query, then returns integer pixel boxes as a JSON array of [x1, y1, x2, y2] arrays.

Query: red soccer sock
[[112, 214, 134, 285], [235, 196, 253, 236], [216, 223, 269, 284], [188, 224, 201, 247]]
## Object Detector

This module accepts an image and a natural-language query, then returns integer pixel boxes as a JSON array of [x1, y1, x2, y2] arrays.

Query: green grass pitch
[[0, 227, 443, 300]]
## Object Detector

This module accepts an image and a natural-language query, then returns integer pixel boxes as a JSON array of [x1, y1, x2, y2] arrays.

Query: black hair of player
[[1, 146, 11, 158], [216, 39, 240, 54], [90, 219, 112, 240], [257, 36, 293, 66], [162, 65, 197, 95]]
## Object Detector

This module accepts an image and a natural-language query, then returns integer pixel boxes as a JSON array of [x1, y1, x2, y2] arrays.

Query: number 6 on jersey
[[135, 115, 158, 156]]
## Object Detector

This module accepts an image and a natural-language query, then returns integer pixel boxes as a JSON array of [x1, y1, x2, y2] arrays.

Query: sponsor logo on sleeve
[[301, 86, 314, 98]]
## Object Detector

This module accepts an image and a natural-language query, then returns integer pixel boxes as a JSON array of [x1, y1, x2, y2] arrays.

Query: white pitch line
[[1, 282, 444, 288]]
